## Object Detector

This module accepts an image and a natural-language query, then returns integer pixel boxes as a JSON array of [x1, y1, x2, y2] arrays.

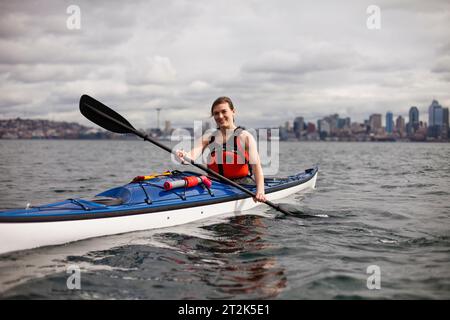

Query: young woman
[[176, 97, 267, 203]]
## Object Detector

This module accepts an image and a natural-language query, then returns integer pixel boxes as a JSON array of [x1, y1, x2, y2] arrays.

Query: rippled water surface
[[0, 140, 449, 299]]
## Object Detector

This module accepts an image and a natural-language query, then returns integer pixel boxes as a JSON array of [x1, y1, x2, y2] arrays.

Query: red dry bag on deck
[[163, 176, 212, 191]]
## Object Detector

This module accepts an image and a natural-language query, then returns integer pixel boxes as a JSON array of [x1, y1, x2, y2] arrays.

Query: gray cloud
[[242, 46, 358, 75], [5, 64, 87, 83], [432, 55, 450, 74], [0, 0, 449, 128]]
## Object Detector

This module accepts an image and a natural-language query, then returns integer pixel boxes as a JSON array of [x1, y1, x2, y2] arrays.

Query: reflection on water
[[162, 215, 287, 299]]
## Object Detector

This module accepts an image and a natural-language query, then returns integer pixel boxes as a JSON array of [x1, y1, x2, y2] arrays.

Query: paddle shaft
[[84, 101, 290, 214]]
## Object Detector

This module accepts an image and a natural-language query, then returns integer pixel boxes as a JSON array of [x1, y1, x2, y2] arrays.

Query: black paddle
[[79, 94, 292, 215]]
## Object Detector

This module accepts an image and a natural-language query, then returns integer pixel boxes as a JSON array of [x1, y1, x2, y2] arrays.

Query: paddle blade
[[79, 94, 136, 134]]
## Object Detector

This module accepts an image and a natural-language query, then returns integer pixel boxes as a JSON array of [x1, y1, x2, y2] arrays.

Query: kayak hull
[[0, 167, 317, 255]]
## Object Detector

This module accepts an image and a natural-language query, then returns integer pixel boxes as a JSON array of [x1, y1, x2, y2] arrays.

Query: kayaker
[[176, 96, 267, 203]]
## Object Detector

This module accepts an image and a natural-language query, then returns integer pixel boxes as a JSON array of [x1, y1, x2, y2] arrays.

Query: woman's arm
[[246, 133, 267, 203]]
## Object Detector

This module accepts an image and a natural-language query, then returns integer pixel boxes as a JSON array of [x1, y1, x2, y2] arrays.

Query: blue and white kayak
[[0, 167, 318, 254]]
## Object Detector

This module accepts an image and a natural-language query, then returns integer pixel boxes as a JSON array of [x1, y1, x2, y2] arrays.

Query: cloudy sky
[[0, 0, 449, 129]]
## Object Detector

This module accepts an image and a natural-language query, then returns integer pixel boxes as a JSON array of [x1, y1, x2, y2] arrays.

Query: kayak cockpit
[[88, 196, 124, 206]]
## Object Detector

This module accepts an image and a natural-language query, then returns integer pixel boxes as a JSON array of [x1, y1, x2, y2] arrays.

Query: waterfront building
[[307, 122, 316, 134], [318, 119, 330, 139], [293, 117, 304, 139], [408, 106, 419, 136], [369, 114, 382, 133], [386, 112, 394, 135], [442, 107, 449, 139], [336, 117, 350, 129], [443, 108, 449, 127], [428, 100, 442, 127], [327, 114, 339, 134], [396, 115, 405, 136], [344, 117, 351, 128], [428, 100, 444, 138], [284, 121, 291, 132]]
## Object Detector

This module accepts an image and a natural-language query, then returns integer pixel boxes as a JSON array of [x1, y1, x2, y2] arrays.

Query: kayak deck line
[[68, 198, 92, 211], [0, 167, 318, 255]]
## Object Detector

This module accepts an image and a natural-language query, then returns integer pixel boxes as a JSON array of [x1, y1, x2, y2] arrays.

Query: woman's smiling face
[[212, 102, 235, 129]]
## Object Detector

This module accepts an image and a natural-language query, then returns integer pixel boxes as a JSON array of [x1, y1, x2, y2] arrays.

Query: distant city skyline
[[0, 100, 445, 131], [278, 99, 449, 142], [1, 98, 447, 131], [279, 99, 447, 130], [2, 98, 448, 142]]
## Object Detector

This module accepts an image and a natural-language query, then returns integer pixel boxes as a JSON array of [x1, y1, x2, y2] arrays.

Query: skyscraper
[[442, 107, 449, 139], [369, 114, 382, 133], [284, 121, 291, 132], [408, 106, 419, 136], [428, 100, 443, 138], [307, 122, 316, 134], [318, 119, 330, 140], [443, 108, 449, 127], [396, 115, 405, 136], [293, 117, 304, 139], [428, 100, 442, 127], [386, 112, 394, 134]]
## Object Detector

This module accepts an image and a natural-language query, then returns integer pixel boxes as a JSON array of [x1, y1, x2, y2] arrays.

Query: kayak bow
[[0, 167, 318, 254]]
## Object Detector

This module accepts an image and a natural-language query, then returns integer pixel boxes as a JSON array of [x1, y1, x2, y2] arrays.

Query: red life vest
[[206, 127, 251, 179]]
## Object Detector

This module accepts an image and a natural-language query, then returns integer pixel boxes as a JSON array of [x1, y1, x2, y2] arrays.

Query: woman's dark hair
[[211, 96, 234, 116]]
